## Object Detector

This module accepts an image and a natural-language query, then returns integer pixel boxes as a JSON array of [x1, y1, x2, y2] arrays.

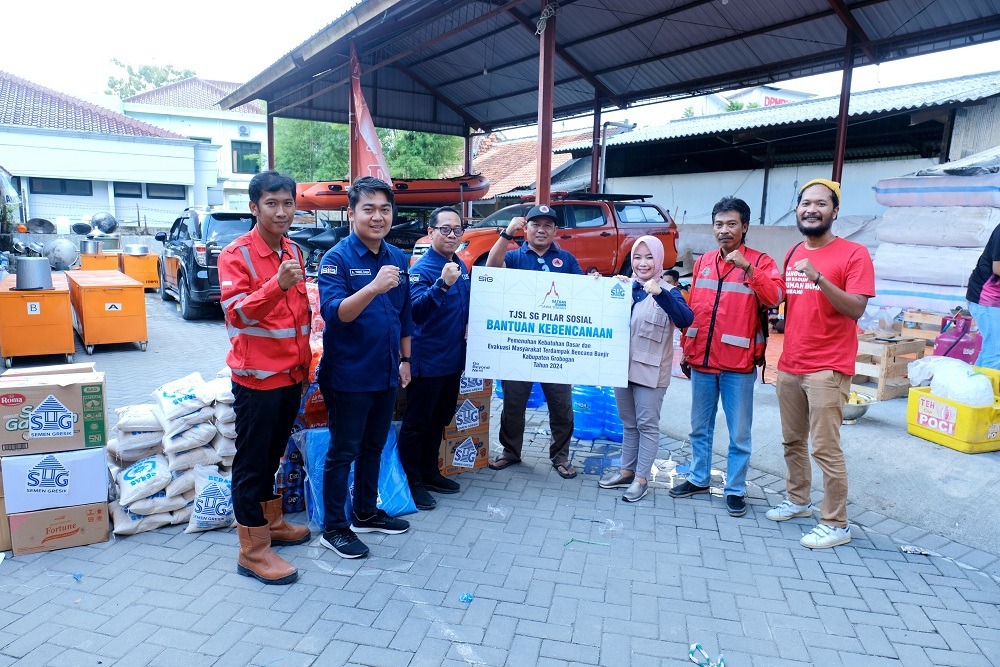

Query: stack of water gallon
[[108, 371, 236, 536], [870, 151, 1000, 314]]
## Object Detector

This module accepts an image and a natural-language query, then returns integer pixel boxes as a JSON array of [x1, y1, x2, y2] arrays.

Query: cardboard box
[[443, 395, 491, 439], [8, 501, 108, 556], [0, 497, 11, 552], [458, 375, 493, 400], [0, 372, 106, 455], [438, 432, 489, 476], [1, 362, 96, 378], [1, 447, 108, 514]]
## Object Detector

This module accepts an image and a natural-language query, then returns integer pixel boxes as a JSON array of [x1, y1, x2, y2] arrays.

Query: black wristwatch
[[500, 230, 515, 240], [434, 277, 451, 291], [399, 356, 411, 363]]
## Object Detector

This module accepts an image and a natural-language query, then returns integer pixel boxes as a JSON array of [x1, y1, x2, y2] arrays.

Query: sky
[[4, 0, 1000, 134]]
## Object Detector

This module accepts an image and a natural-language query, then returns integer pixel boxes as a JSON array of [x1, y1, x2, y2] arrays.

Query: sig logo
[[454, 399, 481, 432], [0, 393, 26, 406], [26, 454, 70, 492], [195, 482, 233, 516], [451, 437, 478, 468], [459, 376, 484, 394], [610, 282, 626, 300], [478, 275, 493, 282], [28, 395, 76, 438]]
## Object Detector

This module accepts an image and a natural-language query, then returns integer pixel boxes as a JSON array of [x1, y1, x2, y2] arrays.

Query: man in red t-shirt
[[766, 179, 875, 550]]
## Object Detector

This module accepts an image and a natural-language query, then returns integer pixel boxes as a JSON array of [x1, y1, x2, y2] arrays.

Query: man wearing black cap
[[485, 204, 583, 479]]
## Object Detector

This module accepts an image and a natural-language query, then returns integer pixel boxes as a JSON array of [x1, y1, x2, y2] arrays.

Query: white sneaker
[[800, 524, 851, 549], [765, 499, 813, 522]]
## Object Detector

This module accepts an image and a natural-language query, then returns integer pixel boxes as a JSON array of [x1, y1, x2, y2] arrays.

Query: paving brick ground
[[1, 294, 999, 666]]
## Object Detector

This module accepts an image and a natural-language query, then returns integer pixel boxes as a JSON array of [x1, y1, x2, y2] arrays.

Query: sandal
[[488, 457, 519, 471], [553, 463, 578, 479]]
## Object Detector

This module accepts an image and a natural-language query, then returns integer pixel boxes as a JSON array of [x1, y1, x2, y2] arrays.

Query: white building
[[0, 71, 218, 228], [122, 78, 267, 209]]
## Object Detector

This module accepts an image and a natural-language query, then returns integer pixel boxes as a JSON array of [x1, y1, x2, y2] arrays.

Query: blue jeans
[[320, 386, 396, 531], [970, 302, 1000, 369], [688, 368, 757, 496]]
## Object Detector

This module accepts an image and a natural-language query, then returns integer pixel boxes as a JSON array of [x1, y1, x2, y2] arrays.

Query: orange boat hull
[[296, 175, 490, 210]]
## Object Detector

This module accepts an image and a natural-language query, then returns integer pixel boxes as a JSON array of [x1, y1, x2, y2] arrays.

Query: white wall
[[608, 157, 937, 225]]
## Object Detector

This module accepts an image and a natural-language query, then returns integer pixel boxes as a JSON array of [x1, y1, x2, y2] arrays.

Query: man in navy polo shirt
[[485, 204, 583, 479], [316, 176, 413, 559], [398, 206, 471, 510]]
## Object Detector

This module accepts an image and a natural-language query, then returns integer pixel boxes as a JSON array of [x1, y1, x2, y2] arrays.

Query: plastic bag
[[205, 376, 235, 404], [156, 405, 214, 439], [111, 501, 172, 536], [165, 468, 196, 498], [931, 366, 995, 407], [114, 404, 163, 433], [908, 356, 973, 387], [215, 420, 237, 440], [127, 489, 190, 515], [162, 422, 217, 455], [185, 465, 234, 533], [118, 455, 171, 506], [152, 372, 210, 421], [211, 432, 237, 458], [213, 403, 236, 424], [167, 445, 222, 473]]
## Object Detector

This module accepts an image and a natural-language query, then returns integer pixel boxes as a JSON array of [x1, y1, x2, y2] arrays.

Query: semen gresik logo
[[28, 395, 76, 439], [26, 454, 70, 493]]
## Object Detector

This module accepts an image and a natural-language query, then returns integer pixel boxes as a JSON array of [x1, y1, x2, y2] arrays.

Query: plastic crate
[[906, 366, 1000, 454]]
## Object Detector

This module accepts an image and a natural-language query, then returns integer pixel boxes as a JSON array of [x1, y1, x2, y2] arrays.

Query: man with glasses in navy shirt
[[398, 206, 471, 510], [485, 204, 583, 479]]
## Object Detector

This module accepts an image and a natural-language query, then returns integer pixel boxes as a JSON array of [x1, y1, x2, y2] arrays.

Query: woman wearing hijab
[[599, 235, 693, 502]]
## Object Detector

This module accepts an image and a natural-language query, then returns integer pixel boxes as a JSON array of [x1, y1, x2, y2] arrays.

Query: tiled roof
[[0, 71, 183, 139], [561, 70, 1000, 152], [126, 78, 264, 115], [474, 130, 592, 196]]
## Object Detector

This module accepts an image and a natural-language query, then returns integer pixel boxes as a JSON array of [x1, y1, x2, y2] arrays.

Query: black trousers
[[498, 380, 574, 466], [397, 372, 462, 488], [231, 382, 302, 527]]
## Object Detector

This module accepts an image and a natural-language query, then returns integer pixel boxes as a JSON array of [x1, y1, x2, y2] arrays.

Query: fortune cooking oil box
[[0, 372, 106, 456]]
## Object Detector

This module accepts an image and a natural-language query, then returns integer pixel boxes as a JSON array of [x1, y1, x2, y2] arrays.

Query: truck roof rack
[[519, 192, 652, 203]]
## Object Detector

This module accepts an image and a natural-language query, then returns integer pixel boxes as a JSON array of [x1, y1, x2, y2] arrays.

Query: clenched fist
[[277, 259, 304, 291], [370, 265, 401, 294], [505, 217, 526, 238], [441, 262, 461, 286]]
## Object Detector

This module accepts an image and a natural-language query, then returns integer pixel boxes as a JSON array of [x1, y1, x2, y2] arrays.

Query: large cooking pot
[[14, 257, 54, 290], [123, 244, 149, 256], [80, 239, 103, 254]]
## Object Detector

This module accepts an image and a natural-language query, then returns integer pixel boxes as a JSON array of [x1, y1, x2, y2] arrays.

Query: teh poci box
[[7, 501, 109, 556], [0, 372, 106, 456]]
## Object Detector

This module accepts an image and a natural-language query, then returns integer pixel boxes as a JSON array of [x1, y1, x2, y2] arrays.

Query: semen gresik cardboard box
[[0, 372, 106, 456], [7, 501, 108, 556], [1, 447, 109, 514]]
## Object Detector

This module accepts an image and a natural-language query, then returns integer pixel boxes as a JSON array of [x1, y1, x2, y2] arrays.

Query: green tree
[[682, 106, 695, 118], [273, 119, 349, 182], [746, 102, 760, 109], [107, 59, 195, 98], [725, 100, 745, 112], [385, 130, 464, 178]]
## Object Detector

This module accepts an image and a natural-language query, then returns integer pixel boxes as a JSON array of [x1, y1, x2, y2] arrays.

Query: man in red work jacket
[[672, 197, 784, 518], [218, 170, 312, 585]]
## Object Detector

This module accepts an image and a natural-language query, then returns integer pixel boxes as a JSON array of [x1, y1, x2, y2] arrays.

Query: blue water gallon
[[494, 380, 504, 399], [526, 382, 546, 409], [602, 387, 624, 443], [572, 385, 605, 439]]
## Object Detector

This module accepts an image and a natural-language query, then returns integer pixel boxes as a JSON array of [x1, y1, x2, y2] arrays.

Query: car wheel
[[159, 260, 174, 302], [179, 275, 202, 320]]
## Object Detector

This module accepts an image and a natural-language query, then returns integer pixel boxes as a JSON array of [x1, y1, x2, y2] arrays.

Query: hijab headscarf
[[631, 235, 665, 283]]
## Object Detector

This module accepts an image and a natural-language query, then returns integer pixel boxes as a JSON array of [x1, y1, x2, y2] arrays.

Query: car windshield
[[204, 217, 254, 245], [473, 206, 529, 228]]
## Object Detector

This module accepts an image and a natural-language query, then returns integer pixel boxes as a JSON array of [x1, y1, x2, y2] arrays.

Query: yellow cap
[[799, 178, 841, 203]]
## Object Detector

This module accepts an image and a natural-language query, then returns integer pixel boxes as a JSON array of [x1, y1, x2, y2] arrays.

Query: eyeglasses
[[432, 226, 465, 237]]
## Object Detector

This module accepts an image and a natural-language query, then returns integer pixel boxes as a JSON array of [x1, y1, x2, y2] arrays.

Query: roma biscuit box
[[8, 501, 109, 556], [438, 433, 488, 477], [0, 496, 10, 552], [1, 362, 96, 378], [0, 372, 106, 456], [443, 395, 490, 440]]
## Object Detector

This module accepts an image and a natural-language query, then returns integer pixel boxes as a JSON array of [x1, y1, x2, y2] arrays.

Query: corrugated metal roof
[[221, 0, 1000, 135], [559, 70, 1000, 152]]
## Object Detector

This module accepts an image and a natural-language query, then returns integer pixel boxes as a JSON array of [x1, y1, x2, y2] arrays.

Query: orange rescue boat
[[296, 174, 490, 210]]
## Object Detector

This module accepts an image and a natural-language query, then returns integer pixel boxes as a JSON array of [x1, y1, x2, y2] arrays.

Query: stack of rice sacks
[[109, 371, 237, 536]]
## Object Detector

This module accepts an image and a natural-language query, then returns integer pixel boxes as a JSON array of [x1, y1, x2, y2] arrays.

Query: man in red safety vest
[[218, 170, 312, 585]]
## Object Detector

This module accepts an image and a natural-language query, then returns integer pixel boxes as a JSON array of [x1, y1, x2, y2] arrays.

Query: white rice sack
[[215, 420, 237, 440], [114, 404, 163, 433], [107, 439, 162, 466], [165, 468, 197, 498], [211, 432, 237, 458], [213, 403, 236, 424], [115, 429, 164, 450], [205, 376, 235, 404], [216, 367, 232, 378], [219, 457, 234, 470], [185, 466, 235, 533], [118, 455, 172, 506], [162, 422, 217, 455], [167, 445, 222, 473], [153, 372, 209, 421], [156, 405, 215, 439], [111, 501, 173, 536], [170, 503, 194, 525], [127, 490, 189, 515]]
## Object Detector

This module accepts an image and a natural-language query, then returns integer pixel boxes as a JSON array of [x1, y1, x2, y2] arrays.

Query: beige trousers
[[776, 370, 852, 528]]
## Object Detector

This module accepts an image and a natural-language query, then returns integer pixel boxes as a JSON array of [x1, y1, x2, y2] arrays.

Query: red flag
[[350, 43, 392, 185]]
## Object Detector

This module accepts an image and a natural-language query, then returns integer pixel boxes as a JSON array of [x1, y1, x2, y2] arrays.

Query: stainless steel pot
[[80, 239, 103, 255], [123, 244, 149, 256], [14, 257, 54, 290]]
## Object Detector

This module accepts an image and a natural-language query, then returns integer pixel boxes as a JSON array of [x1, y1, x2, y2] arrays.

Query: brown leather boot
[[236, 523, 298, 585], [261, 497, 311, 546]]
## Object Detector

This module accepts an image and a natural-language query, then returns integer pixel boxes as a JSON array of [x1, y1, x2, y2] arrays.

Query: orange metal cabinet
[[80, 252, 121, 271], [118, 254, 160, 290], [0, 274, 75, 368], [65, 270, 148, 355]]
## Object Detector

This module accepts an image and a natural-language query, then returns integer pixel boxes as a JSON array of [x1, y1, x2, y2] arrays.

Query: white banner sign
[[465, 267, 631, 386]]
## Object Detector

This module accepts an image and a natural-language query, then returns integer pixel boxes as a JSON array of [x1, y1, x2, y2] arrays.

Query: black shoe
[[424, 473, 460, 494], [668, 480, 710, 498], [351, 509, 410, 535], [410, 485, 437, 511], [726, 494, 747, 517], [320, 528, 369, 559]]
